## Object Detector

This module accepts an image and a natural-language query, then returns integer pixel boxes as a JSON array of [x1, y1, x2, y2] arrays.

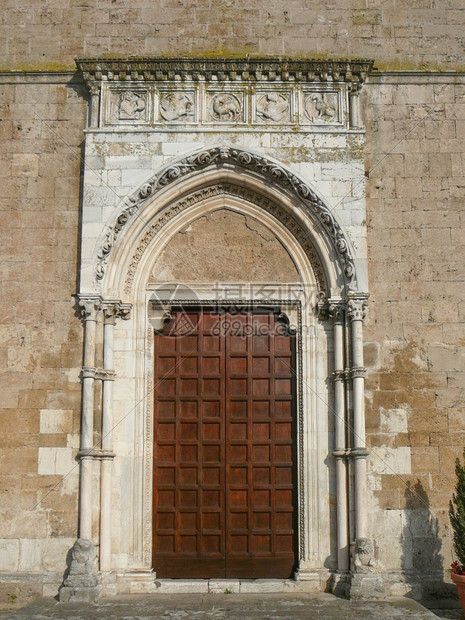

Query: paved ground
[[0, 593, 463, 620]]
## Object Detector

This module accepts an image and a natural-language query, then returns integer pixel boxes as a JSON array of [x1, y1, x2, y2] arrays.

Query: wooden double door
[[152, 308, 297, 578]]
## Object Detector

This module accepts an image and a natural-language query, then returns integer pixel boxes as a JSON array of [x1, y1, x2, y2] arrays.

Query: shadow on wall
[[401, 480, 457, 606]]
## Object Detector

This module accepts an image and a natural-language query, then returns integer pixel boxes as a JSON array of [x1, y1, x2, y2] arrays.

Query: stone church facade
[[1, 2, 464, 607]]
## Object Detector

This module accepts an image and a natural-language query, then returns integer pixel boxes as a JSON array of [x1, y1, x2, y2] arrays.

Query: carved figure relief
[[256, 93, 290, 123], [118, 90, 147, 121], [209, 93, 242, 122], [304, 92, 339, 124], [160, 91, 195, 122]]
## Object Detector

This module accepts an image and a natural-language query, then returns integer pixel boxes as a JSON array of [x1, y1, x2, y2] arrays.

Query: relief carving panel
[[207, 92, 245, 123], [255, 92, 291, 123], [159, 91, 196, 122], [303, 91, 341, 125], [107, 89, 150, 124]]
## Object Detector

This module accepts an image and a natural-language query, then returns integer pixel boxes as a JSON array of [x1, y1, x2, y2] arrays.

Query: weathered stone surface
[[150, 209, 300, 284]]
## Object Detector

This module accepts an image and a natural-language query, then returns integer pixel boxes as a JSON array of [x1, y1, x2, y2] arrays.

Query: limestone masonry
[[0, 1, 464, 610]]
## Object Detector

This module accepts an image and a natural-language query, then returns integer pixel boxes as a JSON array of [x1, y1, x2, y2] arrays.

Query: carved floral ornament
[[95, 146, 357, 293]]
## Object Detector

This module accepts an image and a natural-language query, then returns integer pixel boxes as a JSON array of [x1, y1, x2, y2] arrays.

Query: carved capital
[[102, 300, 132, 324], [328, 300, 345, 325], [332, 369, 346, 382], [346, 295, 369, 322], [78, 295, 102, 322]]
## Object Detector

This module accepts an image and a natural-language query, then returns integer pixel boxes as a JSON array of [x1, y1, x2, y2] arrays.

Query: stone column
[[98, 301, 131, 574], [99, 304, 117, 573], [346, 294, 383, 599], [89, 84, 100, 129], [329, 301, 349, 583], [349, 84, 361, 130], [78, 296, 100, 540], [59, 295, 102, 603]]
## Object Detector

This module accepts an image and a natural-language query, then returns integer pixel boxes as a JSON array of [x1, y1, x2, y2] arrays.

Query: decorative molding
[[123, 182, 327, 295], [95, 146, 356, 289], [350, 447, 369, 459], [349, 366, 366, 379], [76, 57, 373, 87], [80, 366, 116, 381]]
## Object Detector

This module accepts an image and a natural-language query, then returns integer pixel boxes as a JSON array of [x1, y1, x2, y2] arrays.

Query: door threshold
[[154, 578, 320, 594]]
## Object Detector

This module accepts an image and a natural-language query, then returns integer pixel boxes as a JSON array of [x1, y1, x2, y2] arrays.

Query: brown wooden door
[[152, 309, 296, 578]]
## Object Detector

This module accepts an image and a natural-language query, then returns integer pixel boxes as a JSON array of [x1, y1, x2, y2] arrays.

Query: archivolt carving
[[96, 147, 357, 287], [123, 183, 327, 295]]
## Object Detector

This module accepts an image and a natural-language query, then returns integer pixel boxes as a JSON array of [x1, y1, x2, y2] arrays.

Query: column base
[[58, 539, 102, 603], [347, 571, 385, 600], [330, 571, 350, 597], [347, 538, 385, 600]]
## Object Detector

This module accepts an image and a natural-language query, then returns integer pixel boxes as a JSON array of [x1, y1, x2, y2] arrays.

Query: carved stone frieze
[[77, 58, 373, 129], [95, 146, 356, 288]]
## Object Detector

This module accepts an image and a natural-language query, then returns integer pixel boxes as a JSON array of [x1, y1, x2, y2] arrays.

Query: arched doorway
[[76, 145, 370, 592]]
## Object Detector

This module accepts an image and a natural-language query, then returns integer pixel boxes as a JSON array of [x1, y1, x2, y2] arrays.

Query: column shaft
[[79, 302, 98, 540], [333, 314, 349, 573], [99, 305, 121, 573]]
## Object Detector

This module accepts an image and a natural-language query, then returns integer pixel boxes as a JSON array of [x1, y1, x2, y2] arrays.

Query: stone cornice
[[75, 57, 374, 89]]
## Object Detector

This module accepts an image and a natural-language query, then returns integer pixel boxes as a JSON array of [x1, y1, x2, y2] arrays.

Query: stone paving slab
[[0, 593, 459, 620]]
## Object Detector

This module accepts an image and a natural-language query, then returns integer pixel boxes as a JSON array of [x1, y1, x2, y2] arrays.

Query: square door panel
[[180, 401, 198, 418], [202, 512, 220, 530]]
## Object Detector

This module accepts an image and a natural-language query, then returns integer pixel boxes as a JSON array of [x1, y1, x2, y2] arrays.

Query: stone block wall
[[0, 77, 86, 604], [363, 74, 465, 599], [1, 1, 465, 70]]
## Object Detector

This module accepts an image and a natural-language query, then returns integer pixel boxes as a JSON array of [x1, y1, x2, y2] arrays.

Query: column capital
[[102, 299, 132, 324], [78, 295, 102, 321], [346, 294, 369, 322], [328, 299, 345, 325]]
